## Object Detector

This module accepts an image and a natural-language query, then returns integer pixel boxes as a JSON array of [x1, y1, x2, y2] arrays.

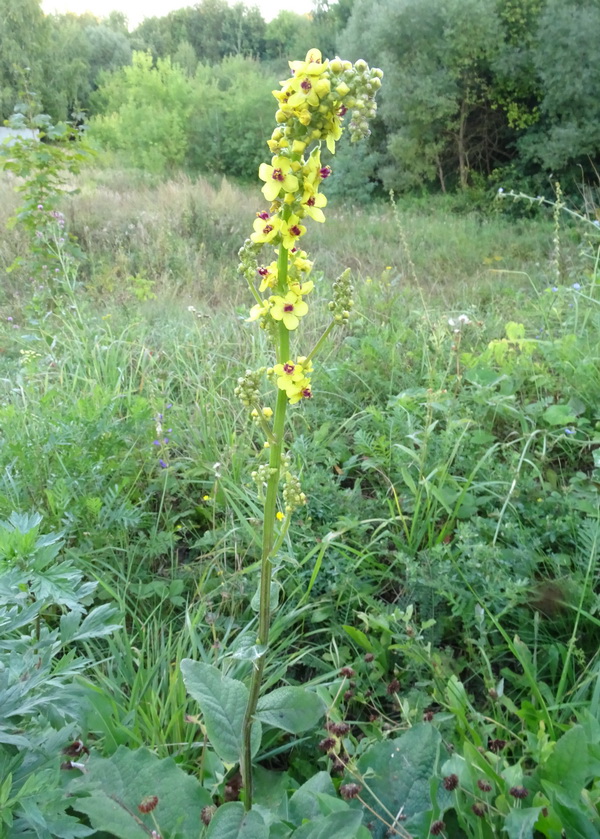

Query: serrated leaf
[[291, 810, 364, 839], [60, 604, 120, 643], [206, 802, 269, 839], [181, 660, 261, 764], [256, 687, 325, 734], [68, 746, 211, 837]]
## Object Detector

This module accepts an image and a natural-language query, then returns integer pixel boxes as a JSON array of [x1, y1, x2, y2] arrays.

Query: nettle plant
[[181, 46, 382, 816]]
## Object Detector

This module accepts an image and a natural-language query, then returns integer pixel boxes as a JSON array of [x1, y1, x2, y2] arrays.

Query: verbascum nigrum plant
[[235, 49, 382, 805]]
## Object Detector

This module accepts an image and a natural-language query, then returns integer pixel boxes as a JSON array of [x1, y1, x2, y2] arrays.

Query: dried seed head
[[472, 803, 486, 817], [443, 774, 459, 791], [318, 737, 336, 752], [201, 805, 216, 826], [509, 786, 528, 800], [477, 779, 492, 792], [340, 783, 362, 800], [488, 738, 507, 753], [430, 820, 446, 836], [138, 795, 159, 814], [339, 666, 355, 677]]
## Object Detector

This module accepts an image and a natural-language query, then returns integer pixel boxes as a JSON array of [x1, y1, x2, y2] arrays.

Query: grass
[[1, 165, 599, 832]]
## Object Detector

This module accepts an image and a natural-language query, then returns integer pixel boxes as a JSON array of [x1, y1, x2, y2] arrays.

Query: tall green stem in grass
[[241, 248, 289, 808], [235, 49, 382, 811]]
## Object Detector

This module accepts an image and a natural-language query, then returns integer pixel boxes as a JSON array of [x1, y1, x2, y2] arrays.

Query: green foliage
[[90, 51, 193, 173], [68, 746, 212, 837], [0, 512, 119, 836]]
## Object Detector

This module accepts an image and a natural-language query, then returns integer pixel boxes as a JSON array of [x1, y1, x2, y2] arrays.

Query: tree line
[[1, 0, 599, 196]]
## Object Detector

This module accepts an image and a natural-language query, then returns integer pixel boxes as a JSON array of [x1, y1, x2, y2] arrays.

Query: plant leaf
[[206, 802, 269, 839], [181, 659, 261, 764], [291, 810, 364, 839], [256, 687, 325, 734]]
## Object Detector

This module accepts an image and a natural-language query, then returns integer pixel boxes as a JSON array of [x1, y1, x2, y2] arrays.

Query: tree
[[517, 0, 600, 178], [339, 0, 505, 192], [0, 0, 49, 119], [90, 52, 193, 173]]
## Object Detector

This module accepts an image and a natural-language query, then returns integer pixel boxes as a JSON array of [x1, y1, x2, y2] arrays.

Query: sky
[[40, 0, 315, 27]]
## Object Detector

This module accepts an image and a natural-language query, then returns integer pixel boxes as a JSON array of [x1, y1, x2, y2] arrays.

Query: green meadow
[[1, 159, 599, 836]]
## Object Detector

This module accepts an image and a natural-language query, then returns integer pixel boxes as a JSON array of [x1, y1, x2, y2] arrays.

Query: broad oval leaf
[[256, 686, 325, 734], [206, 802, 269, 839], [181, 660, 261, 764]]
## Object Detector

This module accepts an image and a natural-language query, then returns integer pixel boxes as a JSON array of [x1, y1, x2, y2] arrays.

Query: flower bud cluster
[[238, 238, 262, 283], [234, 368, 266, 408], [328, 268, 354, 324], [251, 462, 278, 490], [282, 469, 307, 513]]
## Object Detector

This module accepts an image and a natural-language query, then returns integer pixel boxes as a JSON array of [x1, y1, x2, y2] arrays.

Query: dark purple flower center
[[258, 267, 268, 276], [272, 168, 285, 181], [289, 225, 301, 236], [307, 196, 316, 206], [301, 80, 312, 92], [320, 166, 332, 179], [338, 105, 348, 116], [257, 211, 269, 220], [302, 388, 312, 398], [283, 363, 295, 374], [263, 224, 273, 234], [283, 303, 295, 313]]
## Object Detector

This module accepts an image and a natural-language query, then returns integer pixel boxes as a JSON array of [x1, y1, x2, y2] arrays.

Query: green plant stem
[[241, 245, 290, 810], [306, 319, 335, 363]]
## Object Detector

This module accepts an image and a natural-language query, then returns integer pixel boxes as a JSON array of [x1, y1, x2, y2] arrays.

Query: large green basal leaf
[[181, 659, 261, 765], [68, 746, 211, 838], [206, 802, 269, 839], [356, 723, 443, 838]]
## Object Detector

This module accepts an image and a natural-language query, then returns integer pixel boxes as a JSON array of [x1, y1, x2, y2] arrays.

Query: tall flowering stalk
[[235, 49, 382, 808]]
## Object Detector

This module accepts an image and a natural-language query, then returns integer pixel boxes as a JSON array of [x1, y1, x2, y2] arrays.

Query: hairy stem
[[241, 245, 289, 809]]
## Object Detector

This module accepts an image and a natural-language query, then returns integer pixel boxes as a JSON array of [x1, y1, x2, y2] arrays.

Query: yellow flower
[[301, 191, 327, 223], [251, 214, 281, 244], [269, 291, 308, 330], [288, 49, 328, 78], [288, 377, 313, 404], [273, 359, 306, 392], [280, 215, 307, 250], [276, 511, 284, 521], [257, 261, 278, 292], [262, 407, 273, 418], [259, 156, 299, 202], [288, 280, 314, 297], [247, 298, 271, 322]]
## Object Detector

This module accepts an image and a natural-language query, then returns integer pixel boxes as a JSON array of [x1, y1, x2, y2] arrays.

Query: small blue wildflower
[[163, 438, 169, 444], [166, 403, 173, 409], [497, 187, 504, 194], [153, 440, 161, 446], [159, 459, 169, 468], [551, 286, 559, 292], [593, 220, 600, 228], [572, 282, 581, 290], [564, 428, 576, 436]]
